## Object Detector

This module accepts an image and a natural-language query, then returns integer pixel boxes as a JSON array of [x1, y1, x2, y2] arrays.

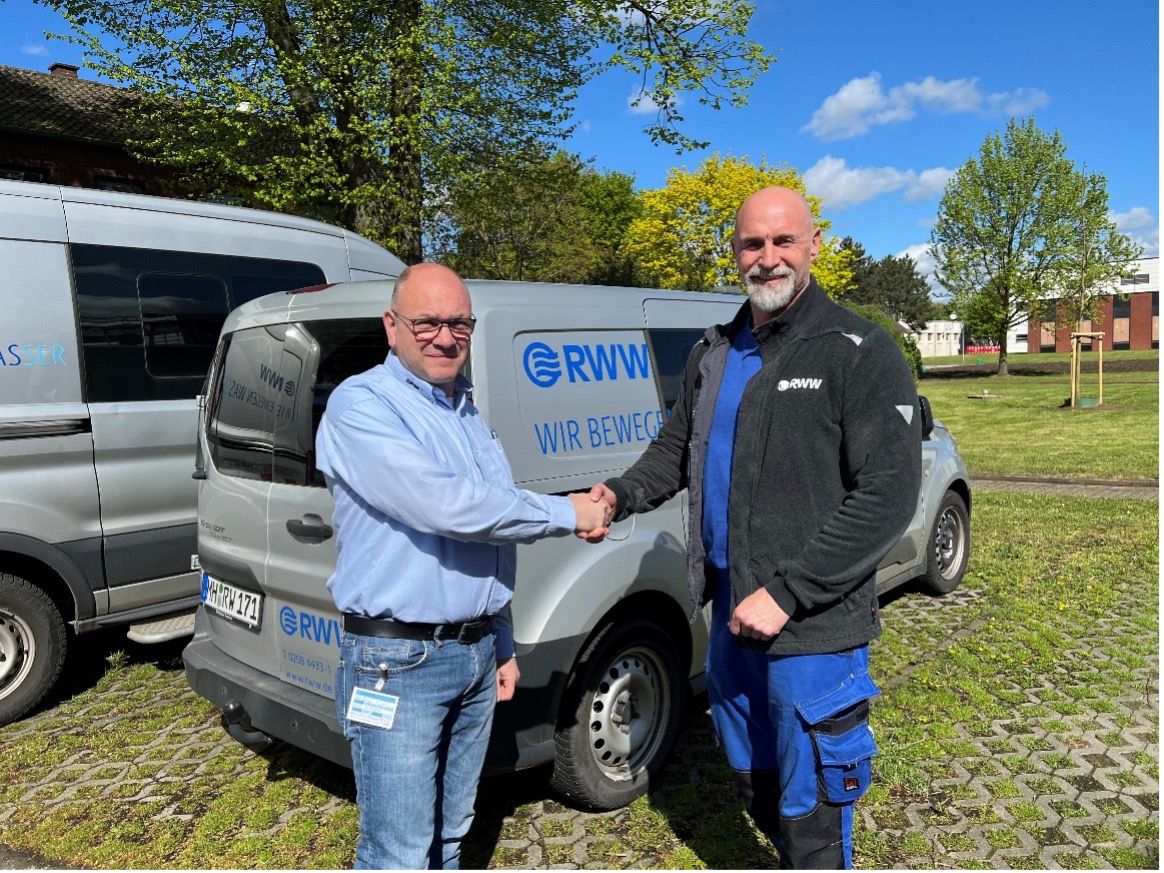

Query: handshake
[[568, 484, 618, 543]]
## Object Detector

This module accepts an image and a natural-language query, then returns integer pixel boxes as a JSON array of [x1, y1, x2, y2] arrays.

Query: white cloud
[[802, 72, 1052, 141], [804, 157, 952, 211], [20, 43, 48, 56], [904, 167, 956, 203], [983, 87, 1051, 116], [578, 119, 592, 133], [1112, 206, 1156, 231], [626, 87, 684, 116], [804, 156, 910, 210], [916, 214, 937, 229], [1112, 207, 1159, 257]]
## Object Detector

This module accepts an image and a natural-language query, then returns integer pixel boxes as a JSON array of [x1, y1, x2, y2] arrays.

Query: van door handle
[[286, 518, 334, 542]]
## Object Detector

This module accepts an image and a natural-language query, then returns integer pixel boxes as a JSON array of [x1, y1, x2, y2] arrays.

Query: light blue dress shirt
[[315, 353, 576, 660]]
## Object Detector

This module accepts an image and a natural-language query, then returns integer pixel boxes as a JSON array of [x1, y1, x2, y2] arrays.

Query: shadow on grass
[[24, 626, 192, 721]]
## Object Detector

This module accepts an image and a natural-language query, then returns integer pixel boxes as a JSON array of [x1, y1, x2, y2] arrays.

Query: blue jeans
[[707, 572, 880, 869], [335, 629, 497, 869]]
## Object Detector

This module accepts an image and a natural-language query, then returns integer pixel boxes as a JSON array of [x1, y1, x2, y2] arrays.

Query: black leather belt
[[343, 613, 494, 644]]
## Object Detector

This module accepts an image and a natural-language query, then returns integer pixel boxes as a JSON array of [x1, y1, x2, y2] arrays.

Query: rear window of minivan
[[207, 319, 385, 486]]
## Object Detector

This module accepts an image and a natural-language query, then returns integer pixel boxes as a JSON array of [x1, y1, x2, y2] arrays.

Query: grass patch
[[919, 357, 1158, 478]]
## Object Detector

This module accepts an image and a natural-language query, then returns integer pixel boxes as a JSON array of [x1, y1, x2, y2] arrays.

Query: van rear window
[[207, 319, 386, 486]]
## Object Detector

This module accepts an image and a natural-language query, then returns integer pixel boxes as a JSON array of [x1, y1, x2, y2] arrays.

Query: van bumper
[[183, 608, 352, 767], [183, 607, 586, 774]]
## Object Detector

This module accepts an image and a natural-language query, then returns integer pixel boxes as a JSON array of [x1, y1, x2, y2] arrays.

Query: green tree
[[432, 151, 642, 284], [576, 168, 644, 286], [42, 0, 772, 263], [839, 236, 874, 296], [433, 151, 593, 282], [621, 154, 853, 295], [1052, 170, 1143, 331], [862, 254, 936, 332], [928, 117, 1136, 376]]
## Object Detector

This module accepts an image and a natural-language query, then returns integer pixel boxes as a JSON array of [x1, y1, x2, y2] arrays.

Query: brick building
[[0, 61, 176, 195], [1027, 256, 1159, 353]]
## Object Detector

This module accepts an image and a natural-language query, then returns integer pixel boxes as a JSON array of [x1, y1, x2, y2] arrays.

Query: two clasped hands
[[566, 483, 618, 544], [566, 484, 791, 641]]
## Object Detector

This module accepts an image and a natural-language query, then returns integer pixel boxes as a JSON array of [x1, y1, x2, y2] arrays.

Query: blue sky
[[3, 0, 1159, 288]]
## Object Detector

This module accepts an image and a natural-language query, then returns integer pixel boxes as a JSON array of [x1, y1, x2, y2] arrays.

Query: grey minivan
[[0, 181, 404, 725], [183, 278, 971, 809]]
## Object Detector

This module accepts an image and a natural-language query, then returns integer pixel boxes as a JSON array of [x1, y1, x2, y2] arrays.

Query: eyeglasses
[[392, 311, 477, 340]]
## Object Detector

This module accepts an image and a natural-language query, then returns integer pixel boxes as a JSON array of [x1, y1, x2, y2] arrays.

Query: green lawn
[[919, 360, 1158, 480]]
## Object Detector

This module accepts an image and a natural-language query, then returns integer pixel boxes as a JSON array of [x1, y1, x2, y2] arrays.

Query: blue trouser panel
[[706, 571, 880, 869], [336, 629, 498, 870]]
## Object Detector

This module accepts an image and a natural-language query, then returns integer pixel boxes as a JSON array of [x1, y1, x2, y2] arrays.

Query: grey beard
[[745, 271, 796, 312]]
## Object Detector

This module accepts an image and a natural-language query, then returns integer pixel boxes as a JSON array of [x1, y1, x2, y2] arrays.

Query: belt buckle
[[457, 618, 487, 644]]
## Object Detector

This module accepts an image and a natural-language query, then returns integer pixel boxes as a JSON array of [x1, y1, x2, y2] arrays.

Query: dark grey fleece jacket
[[605, 278, 922, 655]]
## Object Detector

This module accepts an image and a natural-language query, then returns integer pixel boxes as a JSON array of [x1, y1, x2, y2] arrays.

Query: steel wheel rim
[[586, 645, 671, 782], [934, 506, 965, 580], [0, 607, 35, 701]]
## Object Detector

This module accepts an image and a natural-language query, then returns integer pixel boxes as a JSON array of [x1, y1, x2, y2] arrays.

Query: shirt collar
[[385, 352, 474, 409]]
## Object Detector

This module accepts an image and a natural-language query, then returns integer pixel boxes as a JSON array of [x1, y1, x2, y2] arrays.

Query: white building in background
[[906, 319, 1028, 359], [911, 319, 962, 358]]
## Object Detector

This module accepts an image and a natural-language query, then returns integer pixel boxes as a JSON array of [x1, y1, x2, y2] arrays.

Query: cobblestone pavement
[[0, 478, 1156, 869]]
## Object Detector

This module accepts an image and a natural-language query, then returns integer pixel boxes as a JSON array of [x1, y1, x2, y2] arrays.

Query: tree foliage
[[1052, 171, 1143, 330], [432, 151, 642, 285], [929, 116, 1140, 375], [41, 0, 772, 263], [621, 154, 853, 294], [840, 237, 935, 331]]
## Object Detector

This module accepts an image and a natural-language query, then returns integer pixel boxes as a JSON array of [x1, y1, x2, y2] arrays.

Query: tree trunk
[[997, 332, 1009, 376], [386, 0, 425, 264]]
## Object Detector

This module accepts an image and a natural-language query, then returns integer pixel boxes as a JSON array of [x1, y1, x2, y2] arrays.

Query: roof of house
[[0, 63, 139, 146]]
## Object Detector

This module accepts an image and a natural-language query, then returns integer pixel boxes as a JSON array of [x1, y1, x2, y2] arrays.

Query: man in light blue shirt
[[315, 263, 609, 869]]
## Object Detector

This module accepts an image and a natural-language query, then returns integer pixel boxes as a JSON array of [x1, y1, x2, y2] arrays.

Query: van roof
[[248, 277, 746, 325], [0, 179, 407, 274]]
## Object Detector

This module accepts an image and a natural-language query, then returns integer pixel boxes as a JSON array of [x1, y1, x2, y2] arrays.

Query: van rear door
[[262, 317, 389, 701]]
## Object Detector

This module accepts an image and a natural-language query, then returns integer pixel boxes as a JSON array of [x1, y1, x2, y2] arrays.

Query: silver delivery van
[[0, 180, 405, 725], [183, 279, 971, 809]]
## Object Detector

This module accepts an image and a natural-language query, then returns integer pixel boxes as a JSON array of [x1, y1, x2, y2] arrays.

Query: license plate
[[201, 573, 263, 630]]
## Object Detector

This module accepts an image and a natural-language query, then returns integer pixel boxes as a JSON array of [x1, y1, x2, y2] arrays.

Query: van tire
[[922, 491, 970, 595], [550, 618, 685, 810], [0, 574, 68, 726]]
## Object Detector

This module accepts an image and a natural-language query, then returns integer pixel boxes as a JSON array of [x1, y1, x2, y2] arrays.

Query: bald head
[[384, 262, 473, 394], [392, 262, 469, 309], [735, 186, 815, 236], [731, 186, 821, 322]]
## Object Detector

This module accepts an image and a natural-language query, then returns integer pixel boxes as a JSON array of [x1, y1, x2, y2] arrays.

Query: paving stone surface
[[0, 478, 1157, 869]]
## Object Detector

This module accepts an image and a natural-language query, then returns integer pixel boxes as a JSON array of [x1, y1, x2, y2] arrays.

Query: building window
[[1120, 273, 1151, 285]]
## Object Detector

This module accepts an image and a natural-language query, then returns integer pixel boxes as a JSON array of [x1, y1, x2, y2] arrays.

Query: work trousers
[[706, 572, 880, 869]]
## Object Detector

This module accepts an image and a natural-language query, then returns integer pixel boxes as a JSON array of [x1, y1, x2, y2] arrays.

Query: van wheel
[[922, 491, 970, 595], [0, 574, 68, 726], [550, 618, 685, 810]]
